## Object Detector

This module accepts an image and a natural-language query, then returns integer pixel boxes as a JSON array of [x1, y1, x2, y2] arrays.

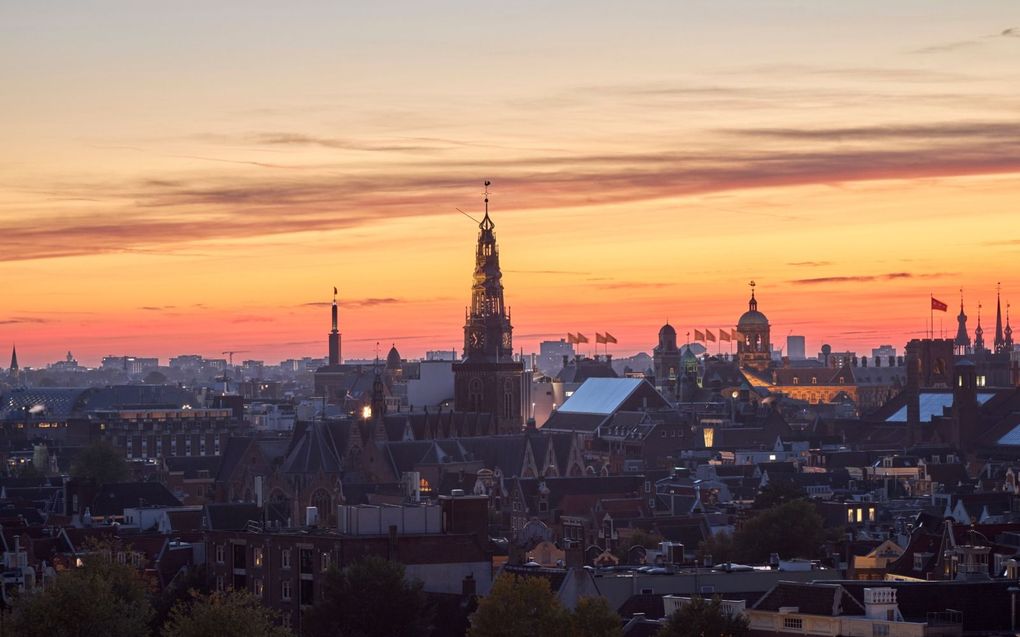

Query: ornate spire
[[954, 288, 970, 352], [974, 302, 986, 352], [328, 287, 341, 366], [995, 282, 1005, 352], [463, 180, 513, 362], [9, 345, 18, 374], [748, 280, 758, 312], [1006, 302, 1014, 350]]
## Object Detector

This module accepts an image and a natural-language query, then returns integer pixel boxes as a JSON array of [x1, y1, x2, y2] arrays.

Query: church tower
[[452, 182, 524, 434], [954, 291, 970, 356], [652, 323, 681, 397], [328, 287, 341, 366], [736, 281, 771, 372]]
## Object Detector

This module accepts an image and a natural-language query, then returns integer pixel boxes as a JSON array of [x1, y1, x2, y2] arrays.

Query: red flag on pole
[[705, 329, 716, 342], [567, 333, 577, 344], [595, 333, 607, 344], [931, 297, 948, 312], [604, 333, 618, 344], [694, 329, 705, 342], [719, 329, 731, 342], [576, 333, 590, 344]]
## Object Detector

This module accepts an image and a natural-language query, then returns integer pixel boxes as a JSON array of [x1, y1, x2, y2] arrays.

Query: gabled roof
[[90, 482, 182, 517], [753, 581, 865, 616], [885, 391, 996, 422], [280, 420, 342, 474], [557, 378, 656, 415]]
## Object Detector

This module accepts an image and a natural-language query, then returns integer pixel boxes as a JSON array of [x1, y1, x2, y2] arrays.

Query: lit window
[[856, 508, 863, 523], [783, 617, 803, 630], [868, 508, 876, 522], [847, 509, 854, 523], [281, 580, 292, 601], [253, 547, 263, 568]]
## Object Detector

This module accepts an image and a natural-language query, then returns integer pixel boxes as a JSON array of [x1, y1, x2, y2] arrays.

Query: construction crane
[[219, 350, 250, 393]]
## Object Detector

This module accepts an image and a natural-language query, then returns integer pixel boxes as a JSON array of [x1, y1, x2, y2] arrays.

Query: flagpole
[[930, 293, 933, 340]]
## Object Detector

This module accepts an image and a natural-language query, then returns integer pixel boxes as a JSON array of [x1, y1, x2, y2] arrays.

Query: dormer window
[[811, 377, 818, 385]]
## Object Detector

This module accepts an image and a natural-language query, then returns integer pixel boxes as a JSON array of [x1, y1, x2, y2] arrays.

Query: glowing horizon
[[2, 2, 1018, 367]]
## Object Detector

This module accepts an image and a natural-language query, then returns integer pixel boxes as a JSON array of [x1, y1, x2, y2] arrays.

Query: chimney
[[462, 573, 477, 596], [861, 356, 868, 368]]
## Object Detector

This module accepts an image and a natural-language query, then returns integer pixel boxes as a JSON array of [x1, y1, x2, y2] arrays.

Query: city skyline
[[2, 1, 1019, 364]]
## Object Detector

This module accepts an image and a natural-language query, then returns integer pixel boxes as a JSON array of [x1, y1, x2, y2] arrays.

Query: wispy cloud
[[5, 119, 1020, 263], [505, 269, 593, 275], [601, 282, 673, 290], [0, 317, 51, 325], [912, 26, 1020, 54], [139, 305, 177, 311], [786, 261, 832, 268], [789, 272, 956, 285]]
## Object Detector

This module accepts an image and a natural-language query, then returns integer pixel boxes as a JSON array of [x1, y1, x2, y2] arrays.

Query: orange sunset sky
[[1, 2, 1019, 367]]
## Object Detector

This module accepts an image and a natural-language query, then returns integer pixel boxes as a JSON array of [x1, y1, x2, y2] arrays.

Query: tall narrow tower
[[994, 283, 1005, 353], [974, 304, 986, 353], [1005, 303, 1014, 351], [9, 345, 19, 382], [452, 182, 524, 434], [954, 291, 970, 355], [328, 287, 341, 366]]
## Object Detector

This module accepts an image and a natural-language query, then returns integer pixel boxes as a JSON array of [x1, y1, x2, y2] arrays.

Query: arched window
[[469, 378, 484, 412], [503, 378, 514, 420]]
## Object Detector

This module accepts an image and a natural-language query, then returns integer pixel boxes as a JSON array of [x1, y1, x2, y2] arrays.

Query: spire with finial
[[1006, 301, 1014, 350], [995, 282, 1005, 352], [328, 286, 341, 366], [480, 180, 494, 231], [975, 302, 986, 352], [954, 288, 970, 353], [748, 280, 758, 312]]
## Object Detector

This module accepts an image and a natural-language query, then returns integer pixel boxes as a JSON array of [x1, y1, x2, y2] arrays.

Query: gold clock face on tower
[[470, 330, 484, 348]]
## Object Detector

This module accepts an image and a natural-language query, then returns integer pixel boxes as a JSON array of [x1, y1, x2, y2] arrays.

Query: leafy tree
[[303, 556, 431, 637], [697, 531, 736, 565], [161, 590, 290, 637], [732, 499, 824, 563], [9, 549, 153, 637], [656, 596, 748, 637], [613, 528, 662, 561], [468, 573, 570, 637], [70, 441, 129, 485], [569, 596, 622, 637], [753, 480, 807, 510]]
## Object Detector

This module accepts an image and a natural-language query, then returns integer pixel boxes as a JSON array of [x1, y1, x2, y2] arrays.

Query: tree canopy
[[468, 573, 571, 637], [656, 596, 749, 637], [569, 596, 623, 637], [9, 550, 153, 637], [70, 441, 129, 485], [303, 556, 431, 637], [698, 499, 825, 564], [161, 590, 290, 637]]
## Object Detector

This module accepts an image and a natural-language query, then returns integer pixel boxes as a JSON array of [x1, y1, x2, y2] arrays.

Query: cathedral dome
[[738, 309, 769, 329], [658, 323, 676, 338], [386, 345, 402, 370]]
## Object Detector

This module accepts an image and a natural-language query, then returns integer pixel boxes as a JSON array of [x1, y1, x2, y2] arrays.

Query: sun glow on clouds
[[1, 1, 1019, 365]]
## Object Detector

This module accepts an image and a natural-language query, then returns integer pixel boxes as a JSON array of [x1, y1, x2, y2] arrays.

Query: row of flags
[[567, 333, 618, 344], [693, 328, 738, 343]]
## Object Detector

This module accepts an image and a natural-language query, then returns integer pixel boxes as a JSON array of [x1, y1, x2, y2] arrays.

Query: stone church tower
[[452, 183, 525, 434]]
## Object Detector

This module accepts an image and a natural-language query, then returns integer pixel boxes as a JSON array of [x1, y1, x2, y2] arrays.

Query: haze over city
[[3, 1, 1019, 365]]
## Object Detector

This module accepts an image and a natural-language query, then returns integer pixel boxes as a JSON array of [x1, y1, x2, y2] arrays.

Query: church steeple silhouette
[[974, 303, 986, 353], [452, 181, 524, 434], [994, 283, 1005, 352], [954, 290, 970, 354]]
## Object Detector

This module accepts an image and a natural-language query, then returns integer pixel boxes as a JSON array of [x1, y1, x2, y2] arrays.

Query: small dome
[[386, 345, 401, 369], [659, 323, 677, 337], [737, 310, 769, 329]]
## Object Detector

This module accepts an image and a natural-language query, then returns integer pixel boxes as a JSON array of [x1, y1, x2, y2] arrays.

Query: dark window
[[300, 579, 315, 605], [300, 549, 314, 574], [232, 543, 247, 569]]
